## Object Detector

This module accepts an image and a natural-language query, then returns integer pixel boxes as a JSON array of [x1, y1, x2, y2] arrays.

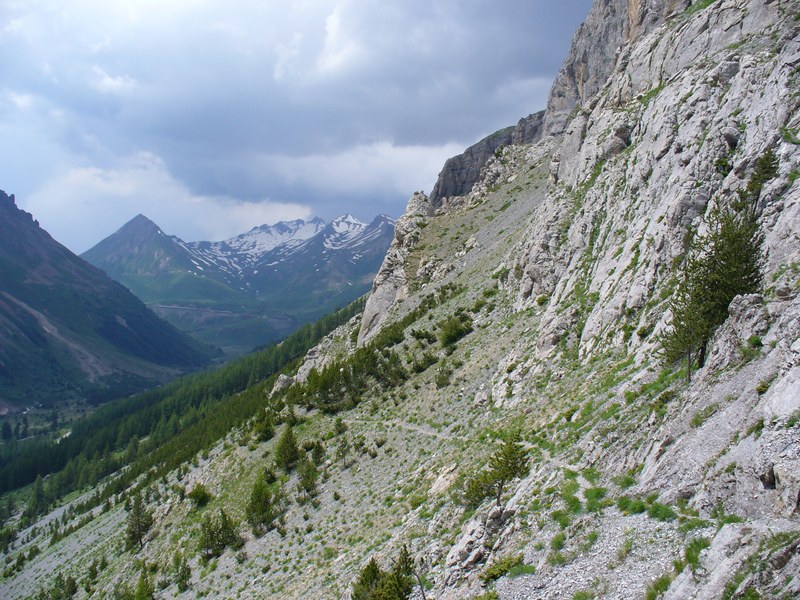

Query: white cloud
[[2, 0, 593, 251], [90, 66, 137, 93], [23, 152, 312, 253], [4, 90, 34, 110], [265, 141, 464, 197], [314, 4, 364, 77], [273, 32, 304, 82]]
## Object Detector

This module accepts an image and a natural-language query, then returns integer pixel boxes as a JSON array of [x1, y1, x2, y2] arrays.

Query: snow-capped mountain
[[184, 218, 327, 274], [82, 214, 395, 355]]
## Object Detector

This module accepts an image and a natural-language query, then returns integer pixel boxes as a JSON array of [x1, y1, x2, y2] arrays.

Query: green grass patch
[[685, 537, 710, 570], [480, 553, 523, 583], [644, 572, 674, 599], [648, 502, 677, 522], [690, 403, 719, 428], [584, 487, 608, 512]]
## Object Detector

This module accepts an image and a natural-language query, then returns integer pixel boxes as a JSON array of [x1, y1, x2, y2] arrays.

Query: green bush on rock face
[[199, 509, 243, 558], [480, 553, 523, 583], [352, 545, 415, 600]]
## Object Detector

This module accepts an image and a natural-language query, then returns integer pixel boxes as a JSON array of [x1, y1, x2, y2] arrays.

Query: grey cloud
[[0, 0, 592, 251]]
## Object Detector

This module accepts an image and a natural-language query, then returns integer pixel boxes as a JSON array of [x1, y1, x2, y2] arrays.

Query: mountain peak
[[0, 189, 16, 208], [369, 214, 395, 226], [118, 213, 163, 237], [329, 214, 365, 234]]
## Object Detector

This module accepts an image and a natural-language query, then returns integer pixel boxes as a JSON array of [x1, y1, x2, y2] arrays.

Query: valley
[[83, 214, 394, 356]]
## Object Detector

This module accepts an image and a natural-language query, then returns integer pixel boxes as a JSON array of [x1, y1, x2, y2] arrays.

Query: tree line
[[2, 298, 365, 518]]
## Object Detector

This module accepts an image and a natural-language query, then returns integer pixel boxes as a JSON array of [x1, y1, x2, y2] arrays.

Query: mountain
[[4, 1, 800, 599], [82, 214, 394, 355], [0, 191, 215, 410]]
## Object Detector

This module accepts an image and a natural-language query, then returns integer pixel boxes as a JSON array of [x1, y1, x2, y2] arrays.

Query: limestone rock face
[[511, 110, 546, 146], [362, 1, 800, 597], [515, 0, 800, 367], [357, 192, 432, 344], [429, 111, 546, 211], [543, 0, 691, 136], [429, 128, 515, 211]]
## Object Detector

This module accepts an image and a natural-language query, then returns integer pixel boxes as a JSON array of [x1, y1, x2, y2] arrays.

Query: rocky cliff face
[[428, 112, 546, 211], [357, 0, 800, 597], [543, 0, 691, 135]]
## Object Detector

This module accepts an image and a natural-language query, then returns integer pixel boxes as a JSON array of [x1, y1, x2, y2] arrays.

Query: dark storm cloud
[[0, 0, 592, 252]]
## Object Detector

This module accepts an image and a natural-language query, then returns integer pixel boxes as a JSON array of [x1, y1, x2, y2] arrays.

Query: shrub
[[507, 563, 536, 577], [550, 532, 566, 551], [187, 483, 211, 508], [584, 487, 608, 512], [690, 403, 718, 428], [616, 496, 647, 515], [438, 312, 473, 347], [435, 361, 453, 388], [551, 510, 571, 528], [648, 502, 677, 522], [480, 553, 523, 583]]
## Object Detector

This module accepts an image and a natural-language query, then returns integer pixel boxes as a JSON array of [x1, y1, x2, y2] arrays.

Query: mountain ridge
[[0, 190, 215, 409], [82, 213, 395, 354]]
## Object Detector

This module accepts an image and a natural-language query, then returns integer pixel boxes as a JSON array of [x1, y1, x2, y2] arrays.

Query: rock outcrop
[[358, 192, 433, 343], [359, 0, 800, 597], [428, 127, 515, 211], [429, 111, 546, 210]]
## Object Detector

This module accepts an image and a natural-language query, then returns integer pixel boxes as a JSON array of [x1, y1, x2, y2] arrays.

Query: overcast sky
[[0, 0, 592, 253]]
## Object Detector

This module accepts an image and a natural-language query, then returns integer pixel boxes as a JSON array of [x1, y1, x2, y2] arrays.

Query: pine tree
[[463, 431, 530, 507], [273, 425, 300, 472], [389, 544, 415, 598], [660, 247, 709, 380], [487, 430, 530, 505], [25, 474, 47, 518], [125, 494, 154, 550], [661, 156, 768, 380], [351, 546, 417, 600], [297, 457, 319, 500], [134, 568, 154, 600], [175, 553, 191, 592], [352, 558, 383, 600], [246, 475, 285, 534], [199, 509, 243, 558]]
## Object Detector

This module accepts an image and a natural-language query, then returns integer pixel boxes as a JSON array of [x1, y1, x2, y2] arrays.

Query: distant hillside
[[82, 213, 394, 355], [0, 191, 215, 409]]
